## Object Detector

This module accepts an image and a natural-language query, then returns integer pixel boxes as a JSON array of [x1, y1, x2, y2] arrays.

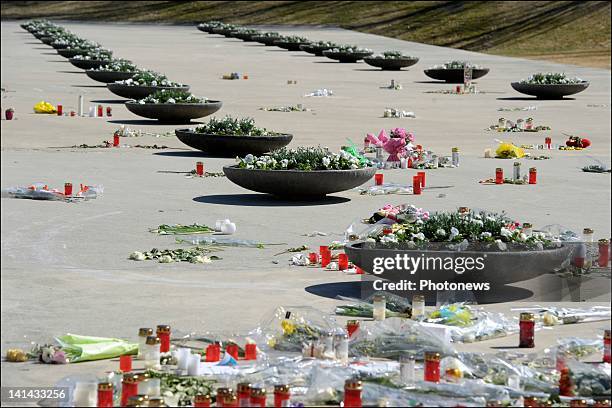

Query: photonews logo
[[372, 253, 486, 275]]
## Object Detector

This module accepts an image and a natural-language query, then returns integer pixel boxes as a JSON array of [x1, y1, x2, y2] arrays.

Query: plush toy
[[366, 128, 416, 162]]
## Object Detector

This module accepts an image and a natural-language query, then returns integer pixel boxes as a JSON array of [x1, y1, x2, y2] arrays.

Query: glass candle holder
[[274, 385, 290, 408], [138, 328, 153, 359], [413, 175, 422, 195], [417, 171, 426, 188], [237, 382, 251, 407], [119, 354, 132, 372], [205, 344, 218, 362], [498, 118, 505, 128], [121, 373, 141, 407], [372, 295, 386, 321], [599, 239, 610, 267], [216, 388, 232, 408], [519, 313, 535, 348], [106, 106, 112, 117], [374, 173, 384, 185], [73, 382, 97, 407], [245, 343, 257, 360], [529, 167, 537, 184], [226, 343, 239, 360], [97, 105, 103, 117], [451, 147, 459, 167], [143, 336, 161, 370], [249, 388, 267, 408], [513, 161, 521, 181], [399, 352, 416, 387], [113, 133, 120, 147], [338, 253, 349, 270], [57, 104, 63, 116], [411, 295, 425, 320], [424, 351, 441, 382], [64, 182, 73, 196], [335, 333, 349, 363], [583, 228, 594, 268], [156, 325, 171, 353], [97, 382, 114, 408], [196, 162, 204, 176], [495, 168, 504, 184], [522, 223, 533, 237], [321, 251, 332, 268], [308, 252, 320, 264], [343, 380, 362, 408], [346, 320, 359, 338], [604, 329, 611, 364], [194, 394, 212, 408]]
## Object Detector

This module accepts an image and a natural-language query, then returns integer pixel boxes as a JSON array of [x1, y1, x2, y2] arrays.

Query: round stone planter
[[233, 32, 259, 41], [52, 43, 68, 50], [363, 57, 420, 70], [424, 68, 490, 83], [322, 50, 374, 63], [85, 70, 136, 84], [274, 41, 311, 51], [57, 48, 88, 58], [212, 27, 233, 36], [69, 58, 111, 70], [510, 82, 590, 99], [197, 26, 211, 33], [252, 35, 282, 46], [175, 130, 293, 157], [40, 36, 55, 45], [344, 241, 572, 302], [299, 43, 336, 56], [223, 166, 376, 199], [125, 101, 223, 123], [107, 83, 190, 100]]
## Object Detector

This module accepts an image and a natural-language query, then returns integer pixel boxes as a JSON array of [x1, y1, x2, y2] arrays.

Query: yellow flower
[[281, 319, 296, 335]]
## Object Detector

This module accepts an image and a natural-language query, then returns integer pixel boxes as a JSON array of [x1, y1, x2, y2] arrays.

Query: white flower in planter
[[280, 159, 289, 168], [322, 157, 331, 168], [436, 228, 446, 237], [471, 219, 484, 227], [244, 154, 255, 164], [481, 232, 492, 239], [151, 80, 158, 86], [412, 232, 425, 241], [500, 227, 512, 238], [167, 98, 176, 104], [380, 234, 398, 244], [449, 227, 460, 240]]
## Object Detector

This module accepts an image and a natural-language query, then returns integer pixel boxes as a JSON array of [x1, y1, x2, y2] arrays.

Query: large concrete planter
[[299, 43, 337, 56], [252, 35, 282, 46], [223, 166, 376, 199], [69, 58, 111, 70], [125, 101, 222, 123], [344, 241, 572, 302], [323, 50, 374, 63], [85, 70, 135, 83], [212, 27, 234, 36], [175, 130, 293, 156], [274, 40, 311, 51], [107, 83, 190, 100], [233, 32, 259, 41], [424, 68, 490, 83], [57, 48, 88, 58], [40, 36, 55, 45], [510, 82, 590, 99], [363, 57, 420, 70]]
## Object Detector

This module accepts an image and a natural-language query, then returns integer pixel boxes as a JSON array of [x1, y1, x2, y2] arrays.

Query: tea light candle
[[522, 223, 533, 237], [308, 252, 320, 264], [78, 95, 84, 116], [121, 373, 140, 407], [225, 343, 239, 360], [106, 106, 112, 117], [143, 336, 161, 370]]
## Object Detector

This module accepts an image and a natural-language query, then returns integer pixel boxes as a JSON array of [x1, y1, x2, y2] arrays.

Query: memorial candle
[[196, 161, 204, 176], [97, 105, 103, 117], [599, 239, 610, 267], [343, 380, 362, 408], [375, 173, 383, 185], [225, 343, 239, 360], [495, 168, 504, 184], [121, 373, 140, 407], [237, 383, 251, 407], [347, 320, 359, 338], [193, 394, 212, 408], [519, 313, 535, 348], [245, 343, 257, 360], [451, 147, 459, 167], [57, 104, 63, 116], [274, 384, 290, 408], [156, 325, 171, 353], [413, 175, 422, 195], [604, 329, 611, 364], [418, 171, 426, 188], [529, 167, 537, 184], [338, 253, 348, 270], [113, 133, 120, 147], [372, 295, 386, 321], [400, 352, 416, 387], [64, 183, 73, 196], [250, 388, 267, 408], [97, 382, 114, 408], [424, 351, 441, 382]]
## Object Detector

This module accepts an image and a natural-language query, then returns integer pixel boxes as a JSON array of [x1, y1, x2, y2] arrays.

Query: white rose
[[436, 228, 446, 237], [500, 227, 512, 238]]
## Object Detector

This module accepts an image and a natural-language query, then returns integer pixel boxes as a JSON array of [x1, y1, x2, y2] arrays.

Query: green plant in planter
[[372, 50, 416, 59], [138, 89, 206, 104], [116, 70, 183, 87], [195, 116, 279, 136], [237, 146, 371, 171], [93, 59, 137, 72], [520, 73, 585, 85], [430, 60, 483, 69]]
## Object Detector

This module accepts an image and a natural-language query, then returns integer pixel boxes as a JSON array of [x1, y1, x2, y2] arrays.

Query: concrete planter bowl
[[69, 58, 111, 70], [107, 84, 190, 100], [363, 57, 420, 70], [223, 166, 376, 199], [57, 48, 88, 58], [125, 101, 223, 123], [197, 26, 211, 33], [212, 27, 234, 36], [252, 35, 282, 46], [510, 82, 590, 99], [299, 43, 336, 56], [85, 70, 136, 84], [344, 241, 572, 301], [323, 50, 374, 63], [424, 68, 490, 83], [175, 130, 293, 156], [233, 32, 259, 42], [40, 36, 55, 45], [274, 41, 311, 51]]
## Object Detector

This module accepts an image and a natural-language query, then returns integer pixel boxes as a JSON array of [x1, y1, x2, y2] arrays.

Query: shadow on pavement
[[193, 194, 351, 207]]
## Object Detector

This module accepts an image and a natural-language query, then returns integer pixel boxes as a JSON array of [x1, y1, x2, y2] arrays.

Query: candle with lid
[[64, 183, 73, 196], [193, 394, 212, 408], [216, 388, 232, 408], [97, 382, 114, 407], [196, 161, 204, 176], [126, 394, 149, 407], [119, 354, 132, 372], [57, 104, 63, 116], [225, 342, 239, 360], [244, 342, 257, 360], [335, 333, 349, 363], [374, 173, 383, 186], [519, 312, 535, 348], [451, 147, 459, 167], [338, 253, 349, 270], [143, 336, 161, 370], [599, 239, 610, 267], [274, 384, 290, 408], [417, 171, 426, 188], [97, 105, 103, 117], [121, 373, 141, 407], [604, 329, 611, 364], [156, 325, 171, 353], [343, 379, 362, 408], [413, 175, 422, 195], [495, 168, 504, 184], [424, 351, 441, 382], [529, 167, 537, 184], [250, 387, 267, 408], [237, 383, 251, 407], [372, 294, 386, 321], [411, 295, 425, 320], [399, 352, 416, 387], [347, 320, 359, 338], [113, 133, 120, 147], [583, 228, 594, 268], [513, 161, 521, 182]]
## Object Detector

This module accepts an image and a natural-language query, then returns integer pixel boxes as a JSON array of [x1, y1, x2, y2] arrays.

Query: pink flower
[[390, 128, 407, 139], [52, 350, 68, 364], [407, 132, 415, 142]]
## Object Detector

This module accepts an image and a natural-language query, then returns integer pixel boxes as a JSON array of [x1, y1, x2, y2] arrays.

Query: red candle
[[225, 343, 239, 360], [193, 394, 212, 407], [363, 137, 370, 149], [413, 175, 422, 195], [545, 137, 552, 149], [418, 171, 426, 187], [321, 251, 331, 267], [250, 388, 266, 408], [57, 104, 63, 116], [97, 105, 103, 117], [382, 226, 392, 235], [119, 354, 132, 372], [407, 157, 413, 168], [64, 182, 73, 196], [214, 343, 221, 361], [274, 385, 290, 408], [424, 352, 441, 382], [5, 109, 14, 120], [244, 343, 257, 360], [519, 313, 535, 348], [70, 110, 76, 117], [529, 167, 537, 184], [205, 344, 217, 362], [355, 266, 364, 274], [338, 253, 348, 270], [599, 239, 610, 267], [196, 161, 204, 176], [456, 85, 462, 93], [308, 252, 320, 264], [570, 399, 589, 408], [106, 106, 112, 117], [343, 380, 362, 408], [347, 320, 359, 338], [374, 173, 383, 185], [495, 168, 504, 184], [237, 383, 251, 407], [604, 329, 611, 364], [113, 133, 120, 147], [559, 367, 574, 397], [121, 373, 140, 407], [156, 325, 171, 353], [97, 382, 114, 408]]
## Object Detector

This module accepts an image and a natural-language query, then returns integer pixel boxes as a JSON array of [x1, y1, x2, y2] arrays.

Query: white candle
[[72, 382, 97, 407], [187, 353, 201, 376], [178, 348, 190, 370], [147, 378, 161, 397]]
